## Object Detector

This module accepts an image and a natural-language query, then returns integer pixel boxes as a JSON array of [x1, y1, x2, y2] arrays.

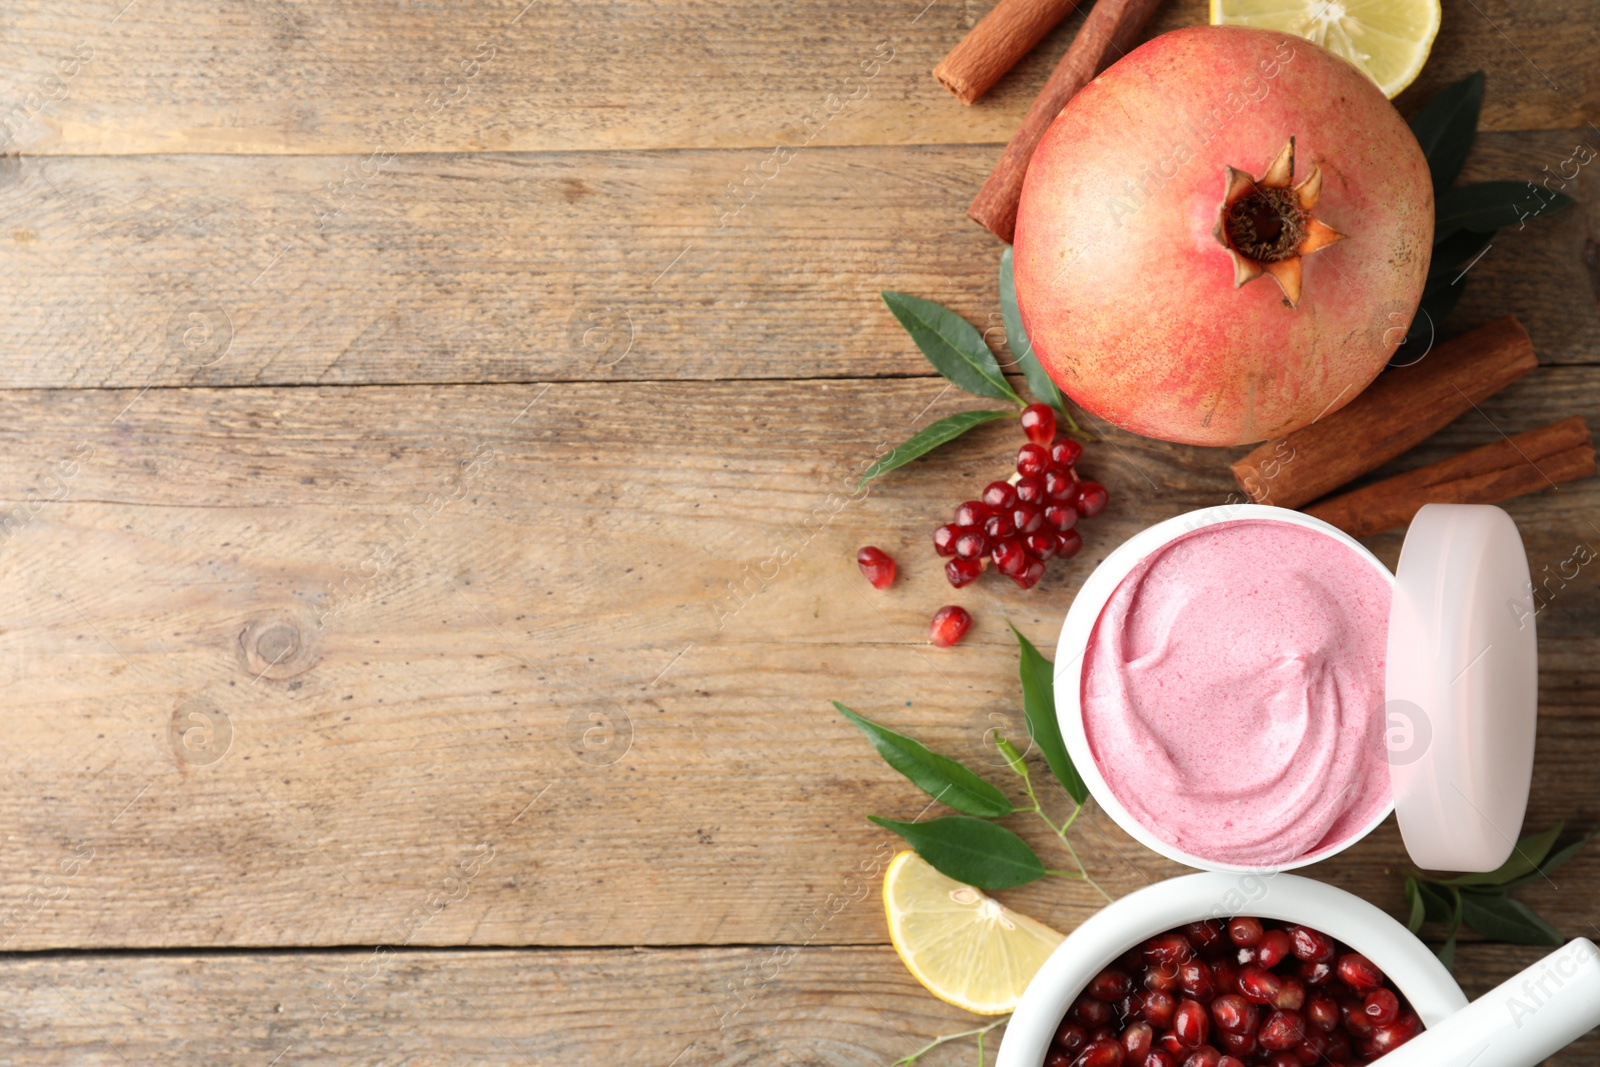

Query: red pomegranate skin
[[1014, 26, 1433, 447]]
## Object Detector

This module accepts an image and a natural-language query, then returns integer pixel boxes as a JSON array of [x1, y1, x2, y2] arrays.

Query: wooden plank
[[0, 0, 1592, 159], [0, 372, 1596, 950], [0, 128, 1591, 391], [0, 943, 1592, 1064]]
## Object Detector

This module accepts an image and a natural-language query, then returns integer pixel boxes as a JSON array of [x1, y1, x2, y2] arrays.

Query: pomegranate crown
[[1213, 138, 1344, 308]]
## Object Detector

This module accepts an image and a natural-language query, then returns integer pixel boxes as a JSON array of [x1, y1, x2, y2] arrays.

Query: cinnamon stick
[[1232, 316, 1538, 509], [967, 0, 1164, 243], [1305, 416, 1596, 540], [934, 0, 1086, 105]]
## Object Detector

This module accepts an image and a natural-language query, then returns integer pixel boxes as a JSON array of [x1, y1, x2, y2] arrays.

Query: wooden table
[[0, 0, 1595, 1062]]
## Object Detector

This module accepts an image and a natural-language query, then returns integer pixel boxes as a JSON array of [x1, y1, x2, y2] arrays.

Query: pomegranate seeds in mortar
[[932, 413, 1108, 590], [1044, 919, 1421, 1067]]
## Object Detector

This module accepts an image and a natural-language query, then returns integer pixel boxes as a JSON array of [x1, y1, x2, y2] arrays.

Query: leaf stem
[[1008, 745, 1112, 903], [891, 1018, 1007, 1066]]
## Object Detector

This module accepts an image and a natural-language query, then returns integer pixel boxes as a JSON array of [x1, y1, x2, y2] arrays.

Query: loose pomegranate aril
[[1179, 960, 1216, 1001], [1210, 995, 1257, 1035], [1045, 469, 1077, 501], [1216, 1030, 1256, 1059], [1336, 953, 1384, 993], [1341, 999, 1375, 1037], [1293, 1029, 1328, 1066], [1227, 918, 1263, 947], [1257, 1009, 1305, 1051], [953, 500, 989, 529], [1025, 530, 1059, 560], [1046, 1052, 1071, 1067], [1015, 475, 1045, 505], [1305, 994, 1339, 1032], [1056, 1022, 1088, 1052], [1216, 1058, 1246, 1067], [954, 531, 989, 560], [1090, 969, 1136, 1001], [856, 546, 895, 589], [1181, 1049, 1220, 1067], [1287, 925, 1335, 963], [1363, 988, 1399, 1025], [1140, 990, 1177, 1029], [1012, 558, 1047, 590], [1297, 959, 1333, 986], [1122, 1021, 1153, 1060], [1173, 999, 1209, 1048], [1075, 1038, 1125, 1067], [985, 514, 1017, 541], [1210, 959, 1239, 999], [1021, 403, 1057, 446], [1057, 528, 1085, 559], [1076, 481, 1109, 517], [928, 605, 971, 647], [1257, 930, 1291, 968], [1089, 1026, 1116, 1042], [994, 539, 1029, 577], [1011, 504, 1045, 535], [1051, 439, 1084, 467], [1237, 965, 1281, 1005], [1074, 996, 1114, 1029], [944, 557, 981, 588], [1143, 1052, 1175, 1067], [1144, 933, 1196, 970], [933, 524, 959, 557], [1364, 1019, 1416, 1056], [1183, 921, 1225, 953], [1325, 1029, 1353, 1060], [1017, 443, 1051, 476], [1045, 504, 1080, 532], [982, 480, 1018, 510]]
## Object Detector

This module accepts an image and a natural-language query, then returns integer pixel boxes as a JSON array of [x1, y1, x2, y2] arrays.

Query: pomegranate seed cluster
[[936, 404, 1108, 591], [1045, 918, 1420, 1067]]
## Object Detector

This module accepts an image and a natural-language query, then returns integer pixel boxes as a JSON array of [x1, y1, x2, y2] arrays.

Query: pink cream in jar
[[1078, 516, 1393, 868]]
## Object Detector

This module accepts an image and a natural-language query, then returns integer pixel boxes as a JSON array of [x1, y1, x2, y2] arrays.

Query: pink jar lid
[[1385, 504, 1538, 873]]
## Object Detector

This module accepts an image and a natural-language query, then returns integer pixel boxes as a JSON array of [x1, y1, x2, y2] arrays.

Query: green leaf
[[994, 732, 1029, 778], [1010, 624, 1086, 804], [1404, 877, 1426, 934], [835, 702, 1014, 818], [999, 248, 1063, 410], [881, 291, 1023, 405], [1435, 182, 1575, 242], [999, 249, 1094, 442], [1415, 880, 1457, 924], [1444, 823, 1563, 886], [1409, 71, 1484, 195], [1460, 891, 1564, 946], [1437, 888, 1463, 971], [856, 409, 1013, 487], [868, 815, 1047, 889], [1403, 279, 1467, 350], [1425, 229, 1495, 291], [1505, 826, 1599, 890]]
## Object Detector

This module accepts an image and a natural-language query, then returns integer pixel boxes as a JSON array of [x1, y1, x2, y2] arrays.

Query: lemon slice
[[1210, 0, 1441, 98], [883, 850, 1065, 1015]]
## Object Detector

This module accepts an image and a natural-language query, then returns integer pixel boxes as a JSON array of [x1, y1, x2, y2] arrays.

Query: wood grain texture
[[0, 0, 1592, 159], [0, 944, 1592, 1065], [0, 129, 1591, 391], [0, 373, 1594, 951]]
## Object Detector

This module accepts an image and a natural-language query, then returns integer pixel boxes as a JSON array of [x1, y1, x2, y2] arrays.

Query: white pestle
[[1372, 938, 1600, 1067]]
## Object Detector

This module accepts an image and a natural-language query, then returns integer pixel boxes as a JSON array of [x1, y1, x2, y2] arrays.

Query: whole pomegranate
[[1014, 26, 1433, 447]]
